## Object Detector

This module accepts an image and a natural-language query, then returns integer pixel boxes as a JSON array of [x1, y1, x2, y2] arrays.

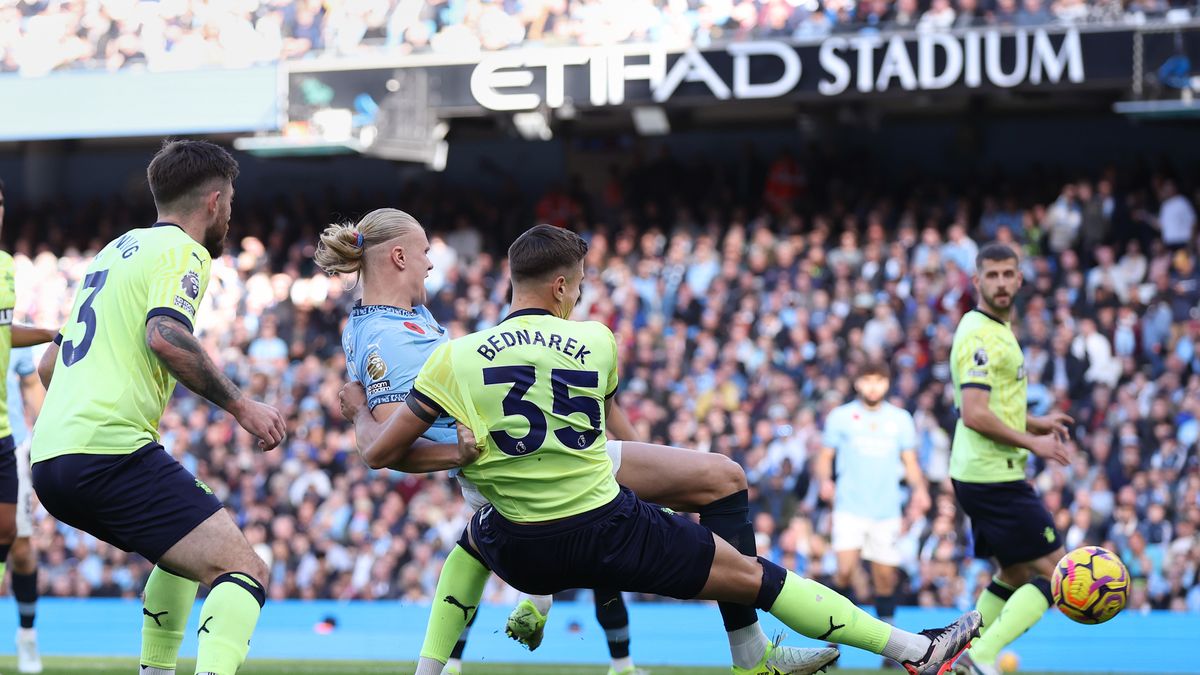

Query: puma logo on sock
[[142, 608, 169, 627], [817, 616, 847, 641], [443, 595, 476, 621]]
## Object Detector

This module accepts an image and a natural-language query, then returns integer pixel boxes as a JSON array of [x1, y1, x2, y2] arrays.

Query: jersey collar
[[152, 221, 184, 231], [350, 300, 419, 318], [502, 307, 554, 323], [972, 307, 1008, 325]]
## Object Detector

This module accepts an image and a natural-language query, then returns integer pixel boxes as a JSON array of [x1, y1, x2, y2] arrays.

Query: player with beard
[[946, 244, 1074, 675], [817, 360, 929, 667], [30, 140, 286, 675]]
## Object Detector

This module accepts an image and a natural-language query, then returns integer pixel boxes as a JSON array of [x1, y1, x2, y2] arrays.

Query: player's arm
[[341, 384, 470, 471], [146, 315, 285, 450], [960, 387, 1070, 464], [11, 325, 58, 348], [37, 342, 57, 389], [900, 449, 930, 512], [816, 445, 836, 501], [1026, 410, 1073, 440], [20, 372, 44, 418], [366, 399, 470, 472], [604, 397, 640, 442]]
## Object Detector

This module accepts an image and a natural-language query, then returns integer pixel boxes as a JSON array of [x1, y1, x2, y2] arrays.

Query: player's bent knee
[[698, 453, 747, 503], [716, 453, 748, 493]]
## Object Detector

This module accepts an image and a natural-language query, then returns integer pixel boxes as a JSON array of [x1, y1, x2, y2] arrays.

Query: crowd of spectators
[[0, 0, 1196, 75], [4, 147, 1200, 616]]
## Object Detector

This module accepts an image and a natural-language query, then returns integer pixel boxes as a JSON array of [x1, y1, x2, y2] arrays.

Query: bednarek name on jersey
[[474, 327, 592, 365]]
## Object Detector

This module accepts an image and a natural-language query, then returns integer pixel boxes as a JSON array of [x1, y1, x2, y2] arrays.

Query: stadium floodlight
[[512, 111, 553, 141], [631, 106, 670, 136]]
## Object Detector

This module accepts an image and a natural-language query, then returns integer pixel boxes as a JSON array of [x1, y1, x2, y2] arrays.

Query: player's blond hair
[[314, 208, 424, 276]]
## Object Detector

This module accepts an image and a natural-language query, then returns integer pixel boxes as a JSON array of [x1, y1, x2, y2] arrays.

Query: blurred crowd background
[[1, 0, 1197, 75], [4, 145, 1200, 615]]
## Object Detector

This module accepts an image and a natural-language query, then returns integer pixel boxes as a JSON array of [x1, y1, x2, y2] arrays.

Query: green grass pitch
[[0, 657, 1084, 675]]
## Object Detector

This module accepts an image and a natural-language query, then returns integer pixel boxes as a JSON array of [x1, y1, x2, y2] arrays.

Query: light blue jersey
[[342, 302, 457, 445], [822, 399, 917, 520], [7, 348, 34, 445]]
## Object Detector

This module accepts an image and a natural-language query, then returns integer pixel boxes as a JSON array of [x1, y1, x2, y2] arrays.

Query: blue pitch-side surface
[[0, 598, 1195, 672]]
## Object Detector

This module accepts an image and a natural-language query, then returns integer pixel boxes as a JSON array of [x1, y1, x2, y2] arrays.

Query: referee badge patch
[[973, 348, 988, 366]]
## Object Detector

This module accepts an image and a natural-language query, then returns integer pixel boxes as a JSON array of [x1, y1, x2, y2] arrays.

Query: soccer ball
[[997, 651, 1020, 673], [1051, 546, 1129, 624]]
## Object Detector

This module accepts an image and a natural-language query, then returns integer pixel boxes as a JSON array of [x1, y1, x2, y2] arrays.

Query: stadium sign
[[285, 24, 1195, 136], [469, 28, 1084, 111]]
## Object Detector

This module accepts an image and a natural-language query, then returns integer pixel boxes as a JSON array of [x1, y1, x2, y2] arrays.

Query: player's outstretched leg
[[442, 606, 477, 675], [616, 443, 774, 671], [140, 565, 200, 675], [594, 589, 645, 675], [699, 538, 981, 675], [417, 545, 491, 675], [504, 593, 552, 651]]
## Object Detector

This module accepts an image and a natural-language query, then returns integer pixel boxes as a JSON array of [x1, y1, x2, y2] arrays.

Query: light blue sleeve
[[898, 408, 918, 453], [10, 348, 34, 378], [341, 328, 360, 383], [821, 407, 842, 449], [356, 327, 426, 411]]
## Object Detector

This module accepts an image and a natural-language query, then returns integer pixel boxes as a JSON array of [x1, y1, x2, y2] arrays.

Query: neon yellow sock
[[194, 573, 265, 675], [969, 579, 1051, 663], [767, 572, 892, 654], [420, 546, 490, 664], [141, 566, 199, 670], [975, 576, 1016, 637]]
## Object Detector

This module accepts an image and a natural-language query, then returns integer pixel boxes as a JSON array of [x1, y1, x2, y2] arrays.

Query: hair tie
[[355, 231, 365, 249]]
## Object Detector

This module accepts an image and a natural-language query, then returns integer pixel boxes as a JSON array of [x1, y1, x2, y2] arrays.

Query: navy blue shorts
[[465, 487, 715, 599], [0, 435, 16, 504], [32, 442, 223, 563], [953, 479, 1061, 568]]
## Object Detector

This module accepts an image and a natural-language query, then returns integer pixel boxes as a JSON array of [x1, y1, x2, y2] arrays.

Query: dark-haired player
[[345, 225, 982, 675], [818, 360, 929, 665], [948, 244, 1074, 675], [30, 140, 286, 675]]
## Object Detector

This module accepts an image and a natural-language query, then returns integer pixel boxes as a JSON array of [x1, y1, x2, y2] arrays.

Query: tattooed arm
[[146, 315, 287, 450]]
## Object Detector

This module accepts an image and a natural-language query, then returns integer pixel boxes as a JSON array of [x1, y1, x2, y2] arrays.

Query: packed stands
[[0, 0, 1194, 75], [5, 148, 1198, 616]]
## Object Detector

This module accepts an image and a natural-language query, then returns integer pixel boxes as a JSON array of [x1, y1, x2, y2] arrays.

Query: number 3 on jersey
[[61, 269, 108, 366], [483, 365, 602, 456]]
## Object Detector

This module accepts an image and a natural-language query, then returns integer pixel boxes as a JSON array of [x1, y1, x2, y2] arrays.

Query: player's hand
[[910, 488, 932, 514], [819, 479, 835, 503], [456, 423, 482, 466], [339, 382, 368, 421], [1030, 411, 1073, 441], [1028, 433, 1071, 466], [232, 398, 286, 451]]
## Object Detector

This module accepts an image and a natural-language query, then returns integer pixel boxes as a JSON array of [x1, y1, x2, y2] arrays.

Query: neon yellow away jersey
[[949, 308, 1029, 483], [0, 251, 15, 440], [31, 224, 211, 463], [413, 308, 621, 523]]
